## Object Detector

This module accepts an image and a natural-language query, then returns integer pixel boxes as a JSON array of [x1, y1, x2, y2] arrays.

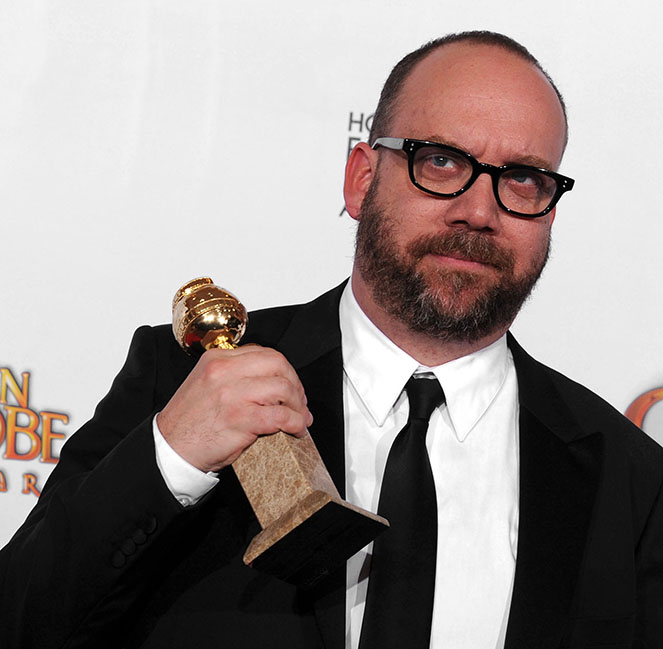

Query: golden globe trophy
[[172, 278, 388, 586]]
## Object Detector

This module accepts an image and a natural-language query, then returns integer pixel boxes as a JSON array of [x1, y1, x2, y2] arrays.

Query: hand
[[156, 345, 313, 473]]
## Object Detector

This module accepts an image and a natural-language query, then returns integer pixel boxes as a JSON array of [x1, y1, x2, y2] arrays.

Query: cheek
[[503, 220, 551, 270], [396, 198, 452, 244], [511, 225, 551, 271], [381, 198, 428, 250]]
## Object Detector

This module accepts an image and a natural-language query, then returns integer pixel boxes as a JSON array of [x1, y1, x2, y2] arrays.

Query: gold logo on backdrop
[[0, 367, 70, 496], [625, 387, 663, 428]]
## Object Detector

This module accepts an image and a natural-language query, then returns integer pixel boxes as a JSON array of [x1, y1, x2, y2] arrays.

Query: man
[[2, 31, 662, 649]]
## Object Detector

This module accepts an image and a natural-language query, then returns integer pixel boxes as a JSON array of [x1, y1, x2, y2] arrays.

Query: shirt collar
[[339, 282, 510, 441]]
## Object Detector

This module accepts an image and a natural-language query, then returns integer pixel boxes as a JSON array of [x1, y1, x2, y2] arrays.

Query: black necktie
[[358, 375, 445, 649]]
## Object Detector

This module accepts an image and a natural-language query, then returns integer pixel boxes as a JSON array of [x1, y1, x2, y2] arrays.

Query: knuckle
[[263, 348, 290, 372], [271, 407, 290, 430], [199, 358, 227, 383], [272, 375, 292, 395], [262, 347, 284, 360]]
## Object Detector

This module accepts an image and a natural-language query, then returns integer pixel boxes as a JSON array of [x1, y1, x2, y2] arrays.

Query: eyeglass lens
[[413, 144, 558, 215]]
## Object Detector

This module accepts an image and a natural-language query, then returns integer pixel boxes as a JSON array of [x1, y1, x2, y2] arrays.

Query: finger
[[234, 379, 314, 432], [237, 348, 303, 386], [237, 375, 308, 411], [204, 346, 301, 382], [189, 346, 312, 424], [246, 403, 312, 437]]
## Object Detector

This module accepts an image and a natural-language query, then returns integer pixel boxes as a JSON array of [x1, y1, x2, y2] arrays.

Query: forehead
[[390, 43, 567, 168]]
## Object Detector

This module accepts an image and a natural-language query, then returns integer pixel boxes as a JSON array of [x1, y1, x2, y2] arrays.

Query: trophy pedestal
[[234, 431, 388, 587]]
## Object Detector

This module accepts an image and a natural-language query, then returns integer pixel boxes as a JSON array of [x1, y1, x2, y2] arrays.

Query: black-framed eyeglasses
[[372, 137, 575, 218]]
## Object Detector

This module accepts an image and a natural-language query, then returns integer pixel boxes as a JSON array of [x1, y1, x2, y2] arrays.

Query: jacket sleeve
[[0, 326, 191, 649]]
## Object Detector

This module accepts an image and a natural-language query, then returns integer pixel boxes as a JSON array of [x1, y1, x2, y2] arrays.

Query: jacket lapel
[[505, 335, 603, 648]]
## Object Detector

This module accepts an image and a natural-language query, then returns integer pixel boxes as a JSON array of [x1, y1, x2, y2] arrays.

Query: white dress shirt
[[152, 418, 218, 507], [340, 284, 520, 649], [154, 281, 520, 649]]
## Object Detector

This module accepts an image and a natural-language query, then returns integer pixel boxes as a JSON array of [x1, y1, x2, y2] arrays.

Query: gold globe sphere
[[172, 277, 248, 355]]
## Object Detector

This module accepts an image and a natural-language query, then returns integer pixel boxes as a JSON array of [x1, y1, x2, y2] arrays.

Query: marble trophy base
[[233, 431, 389, 587]]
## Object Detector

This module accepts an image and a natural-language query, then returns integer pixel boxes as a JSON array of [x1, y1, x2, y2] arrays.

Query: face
[[355, 174, 550, 342], [350, 43, 567, 344]]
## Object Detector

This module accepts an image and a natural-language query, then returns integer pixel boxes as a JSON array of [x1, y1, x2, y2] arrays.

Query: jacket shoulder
[[510, 334, 663, 473]]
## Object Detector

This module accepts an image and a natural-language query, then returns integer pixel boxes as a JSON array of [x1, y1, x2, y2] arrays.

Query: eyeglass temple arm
[[371, 137, 405, 151]]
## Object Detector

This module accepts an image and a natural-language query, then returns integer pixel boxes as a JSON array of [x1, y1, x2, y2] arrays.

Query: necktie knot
[[406, 375, 445, 422]]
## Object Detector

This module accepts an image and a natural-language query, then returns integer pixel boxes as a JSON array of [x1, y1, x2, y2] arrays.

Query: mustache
[[407, 230, 514, 272]]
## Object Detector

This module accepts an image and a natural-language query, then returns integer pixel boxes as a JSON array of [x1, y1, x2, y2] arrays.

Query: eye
[[503, 169, 556, 195], [416, 147, 466, 176], [427, 154, 456, 169], [509, 171, 541, 186]]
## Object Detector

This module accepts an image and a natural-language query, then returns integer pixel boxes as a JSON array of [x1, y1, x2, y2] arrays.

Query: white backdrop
[[1, 0, 662, 546]]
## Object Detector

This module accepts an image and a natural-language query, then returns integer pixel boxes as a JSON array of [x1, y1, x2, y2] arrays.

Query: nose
[[443, 173, 501, 233]]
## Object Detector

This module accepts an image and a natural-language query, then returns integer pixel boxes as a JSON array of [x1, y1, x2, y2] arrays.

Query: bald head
[[369, 31, 568, 155], [386, 42, 567, 170]]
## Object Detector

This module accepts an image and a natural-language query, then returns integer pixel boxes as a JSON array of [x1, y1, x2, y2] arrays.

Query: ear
[[343, 141, 378, 220]]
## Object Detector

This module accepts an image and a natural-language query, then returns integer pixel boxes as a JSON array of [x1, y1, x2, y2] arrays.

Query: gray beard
[[354, 179, 550, 344]]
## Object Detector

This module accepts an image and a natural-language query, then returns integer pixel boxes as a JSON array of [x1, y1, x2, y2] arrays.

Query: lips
[[407, 230, 514, 272], [437, 251, 486, 265]]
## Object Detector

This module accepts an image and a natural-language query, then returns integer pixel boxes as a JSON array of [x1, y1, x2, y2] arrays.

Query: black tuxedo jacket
[[2, 283, 662, 649]]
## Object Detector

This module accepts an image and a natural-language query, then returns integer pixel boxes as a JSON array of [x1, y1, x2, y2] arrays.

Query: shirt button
[[178, 496, 193, 507]]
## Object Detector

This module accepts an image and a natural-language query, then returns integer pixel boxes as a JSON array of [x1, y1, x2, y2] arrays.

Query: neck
[[350, 272, 509, 367]]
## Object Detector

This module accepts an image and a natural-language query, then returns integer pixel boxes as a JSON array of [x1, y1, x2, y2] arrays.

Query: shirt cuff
[[152, 414, 219, 507]]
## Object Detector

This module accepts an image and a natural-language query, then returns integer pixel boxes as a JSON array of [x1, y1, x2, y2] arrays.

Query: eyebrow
[[421, 134, 556, 171], [511, 153, 556, 170]]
